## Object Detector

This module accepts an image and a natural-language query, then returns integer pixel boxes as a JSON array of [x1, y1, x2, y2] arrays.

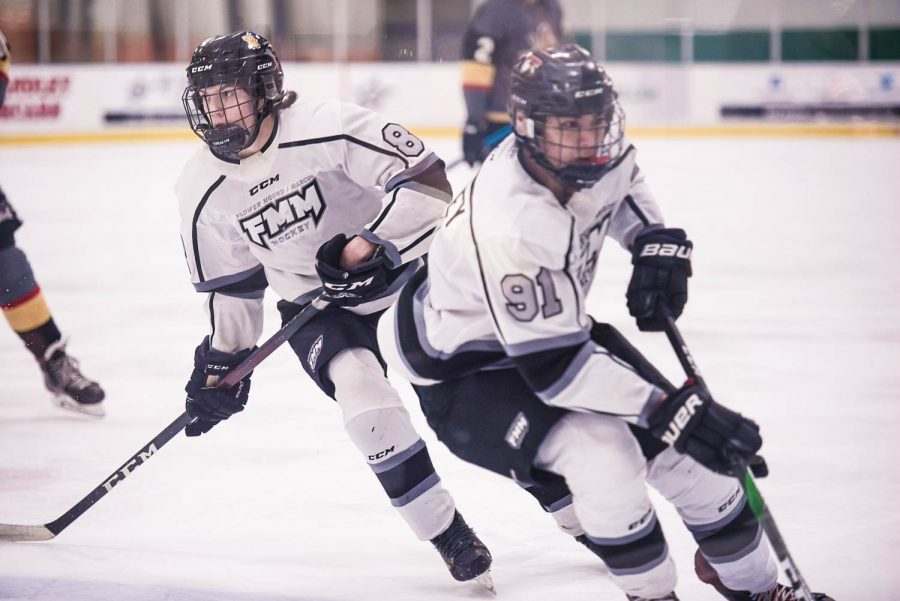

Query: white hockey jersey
[[176, 99, 449, 352], [379, 135, 666, 424]]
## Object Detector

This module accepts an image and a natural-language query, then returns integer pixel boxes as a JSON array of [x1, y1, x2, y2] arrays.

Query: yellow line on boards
[[0, 123, 898, 146]]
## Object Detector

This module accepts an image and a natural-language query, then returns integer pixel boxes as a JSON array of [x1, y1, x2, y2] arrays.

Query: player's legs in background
[[518, 470, 586, 538], [534, 412, 679, 600], [0, 189, 104, 415]]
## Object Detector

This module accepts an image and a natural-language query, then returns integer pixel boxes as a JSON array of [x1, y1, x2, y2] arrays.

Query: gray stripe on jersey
[[636, 387, 667, 429], [395, 179, 452, 203], [390, 473, 440, 507], [412, 281, 505, 358], [536, 342, 595, 402], [378, 260, 421, 299], [384, 152, 441, 192], [586, 512, 660, 546], [504, 328, 591, 357], [193, 265, 265, 293], [370, 438, 426, 473], [217, 288, 265, 300], [358, 229, 402, 267]]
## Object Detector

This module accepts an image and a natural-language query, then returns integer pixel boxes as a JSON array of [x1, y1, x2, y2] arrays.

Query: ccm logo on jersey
[[250, 174, 279, 196], [660, 394, 704, 445], [640, 242, 692, 260]]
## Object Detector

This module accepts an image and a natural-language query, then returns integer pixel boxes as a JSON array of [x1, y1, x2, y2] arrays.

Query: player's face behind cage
[[527, 110, 624, 172], [508, 43, 625, 189], [188, 83, 260, 139], [181, 31, 284, 157]]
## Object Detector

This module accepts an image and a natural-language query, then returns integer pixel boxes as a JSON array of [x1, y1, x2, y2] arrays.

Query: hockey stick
[[0, 296, 330, 543], [658, 308, 816, 601]]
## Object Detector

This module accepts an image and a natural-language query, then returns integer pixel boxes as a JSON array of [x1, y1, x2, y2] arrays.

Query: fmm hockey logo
[[505, 412, 530, 450], [240, 179, 326, 249], [661, 394, 704, 445]]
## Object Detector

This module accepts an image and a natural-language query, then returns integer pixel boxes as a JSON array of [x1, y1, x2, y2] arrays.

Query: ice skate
[[746, 586, 834, 601], [39, 340, 105, 417], [696, 550, 833, 601], [626, 594, 680, 601], [430, 510, 494, 591]]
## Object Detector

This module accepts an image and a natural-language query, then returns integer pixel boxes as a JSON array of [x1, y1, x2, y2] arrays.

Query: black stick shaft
[[1, 296, 328, 542]]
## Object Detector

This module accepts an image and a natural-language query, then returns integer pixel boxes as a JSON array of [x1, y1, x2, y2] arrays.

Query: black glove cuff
[[193, 337, 255, 378]]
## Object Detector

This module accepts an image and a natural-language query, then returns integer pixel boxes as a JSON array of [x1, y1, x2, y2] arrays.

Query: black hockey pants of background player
[[414, 320, 778, 600]]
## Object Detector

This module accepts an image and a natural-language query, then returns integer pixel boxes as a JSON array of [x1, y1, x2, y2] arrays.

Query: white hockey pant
[[327, 347, 455, 541], [535, 411, 777, 599]]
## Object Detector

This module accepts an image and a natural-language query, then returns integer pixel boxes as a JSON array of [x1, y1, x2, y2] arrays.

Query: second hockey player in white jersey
[[378, 45, 834, 601], [175, 31, 491, 586]]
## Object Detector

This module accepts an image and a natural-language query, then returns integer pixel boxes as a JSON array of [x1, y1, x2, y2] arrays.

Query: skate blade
[[474, 570, 496, 594], [52, 395, 106, 417]]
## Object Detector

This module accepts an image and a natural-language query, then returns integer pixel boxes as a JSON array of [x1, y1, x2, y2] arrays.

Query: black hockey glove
[[647, 382, 768, 478], [627, 227, 693, 331], [184, 337, 254, 437], [315, 233, 391, 307]]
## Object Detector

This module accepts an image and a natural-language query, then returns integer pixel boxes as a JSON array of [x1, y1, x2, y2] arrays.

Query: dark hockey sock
[[580, 519, 668, 574], [1, 282, 62, 360], [18, 318, 63, 360], [372, 440, 440, 506]]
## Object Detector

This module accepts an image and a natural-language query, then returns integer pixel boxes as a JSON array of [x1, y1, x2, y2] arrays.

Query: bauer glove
[[648, 381, 768, 477], [627, 226, 692, 331]]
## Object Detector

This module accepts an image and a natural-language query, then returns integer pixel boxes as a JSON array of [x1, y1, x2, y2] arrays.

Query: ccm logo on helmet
[[257, 61, 273, 71], [191, 64, 213, 73], [574, 88, 603, 98], [640, 243, 692, 260]]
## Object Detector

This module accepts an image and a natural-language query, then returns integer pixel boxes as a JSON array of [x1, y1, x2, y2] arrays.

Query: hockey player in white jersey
[[378, 45, 834, 601], [175, 31, 491, 585]]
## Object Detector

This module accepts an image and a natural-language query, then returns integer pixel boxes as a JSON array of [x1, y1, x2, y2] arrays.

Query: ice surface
[[1, 135, 898, 600]]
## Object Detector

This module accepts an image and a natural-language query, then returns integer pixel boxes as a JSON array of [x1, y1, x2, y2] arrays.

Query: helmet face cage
[[509, 44, 625, 189], [182, 32, 284, 157]]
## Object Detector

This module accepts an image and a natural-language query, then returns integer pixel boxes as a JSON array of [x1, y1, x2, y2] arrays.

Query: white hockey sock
[[329, 348, 455, 541]]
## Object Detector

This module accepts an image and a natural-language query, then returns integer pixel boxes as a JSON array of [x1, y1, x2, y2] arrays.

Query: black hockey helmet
[[182, 31, 285, 158], [508, 44, 624, 189]]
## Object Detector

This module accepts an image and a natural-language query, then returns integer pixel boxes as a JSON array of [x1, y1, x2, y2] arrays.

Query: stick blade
[[0, 523, 56, 542]]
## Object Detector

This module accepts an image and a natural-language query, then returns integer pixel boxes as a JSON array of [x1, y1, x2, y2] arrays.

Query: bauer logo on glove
[[639, 242, 692, 260]]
